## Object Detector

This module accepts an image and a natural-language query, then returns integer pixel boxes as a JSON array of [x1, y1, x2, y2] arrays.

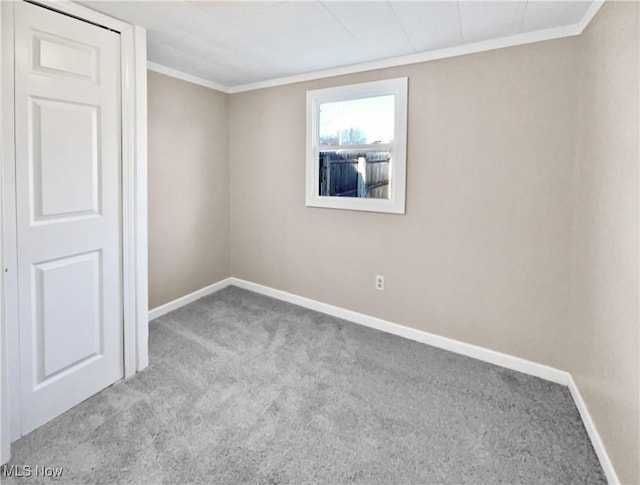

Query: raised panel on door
[[33, 251, 103, 387], [30, 97, 100, 222], [32, 31, 99, 81], [14, 1, 123, 435]]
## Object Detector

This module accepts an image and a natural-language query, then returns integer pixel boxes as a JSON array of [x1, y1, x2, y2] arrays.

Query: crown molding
[[576, 0, 606, 33], [228, 23, 582, 93], [146, 62, 231, 93], [148, 0, 605, 95]]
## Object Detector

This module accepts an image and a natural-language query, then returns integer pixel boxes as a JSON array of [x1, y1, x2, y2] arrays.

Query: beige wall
[[569, 3, 639, 484], [229, 6, 639, 481], [230, 38, 582, 369], [147, 71, 230, 309], [149, 3, 638, 481]]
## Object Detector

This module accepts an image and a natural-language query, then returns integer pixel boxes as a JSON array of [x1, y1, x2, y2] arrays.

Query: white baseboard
[[228, 277, 569, 385], [148, 277, 618, 483], [148, 277, 232, 321], [567, 376, 620, 485]]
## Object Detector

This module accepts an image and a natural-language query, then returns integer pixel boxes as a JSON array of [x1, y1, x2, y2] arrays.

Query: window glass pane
[[318, 150, 391, 199], [319, 95, 395, 146]]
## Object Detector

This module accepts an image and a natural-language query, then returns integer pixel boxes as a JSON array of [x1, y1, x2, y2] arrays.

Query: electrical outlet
[[375, 275, 384, 291]]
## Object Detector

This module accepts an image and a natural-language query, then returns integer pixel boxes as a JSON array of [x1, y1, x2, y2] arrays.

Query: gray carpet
[[7, 286, 605, 484]]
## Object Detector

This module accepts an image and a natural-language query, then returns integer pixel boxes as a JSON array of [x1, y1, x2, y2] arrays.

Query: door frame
[[0, 0, 148, 463]]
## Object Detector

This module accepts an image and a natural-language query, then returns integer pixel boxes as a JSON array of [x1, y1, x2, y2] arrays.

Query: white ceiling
[[80, 1, 600, 91]]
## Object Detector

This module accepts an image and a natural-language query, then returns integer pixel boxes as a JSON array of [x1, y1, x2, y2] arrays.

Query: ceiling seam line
[[518, 0, 530, 33], [319, 2, 359, 43], [388, 2, 417, 53], [456, 1, 465, 42]]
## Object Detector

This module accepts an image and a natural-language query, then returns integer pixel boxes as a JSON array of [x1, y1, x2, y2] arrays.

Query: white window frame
[[306, 77, 408, 214]]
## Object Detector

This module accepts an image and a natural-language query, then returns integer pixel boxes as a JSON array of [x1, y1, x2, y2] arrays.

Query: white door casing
[[13, 1, 123, 435], [1, 0, 147, 461]]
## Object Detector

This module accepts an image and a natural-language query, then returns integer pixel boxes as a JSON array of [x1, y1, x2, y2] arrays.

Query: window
[[306, 77, 408, 214]]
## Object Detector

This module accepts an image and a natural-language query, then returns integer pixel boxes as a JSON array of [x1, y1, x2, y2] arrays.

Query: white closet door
[[14, 1, 123, 434]]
